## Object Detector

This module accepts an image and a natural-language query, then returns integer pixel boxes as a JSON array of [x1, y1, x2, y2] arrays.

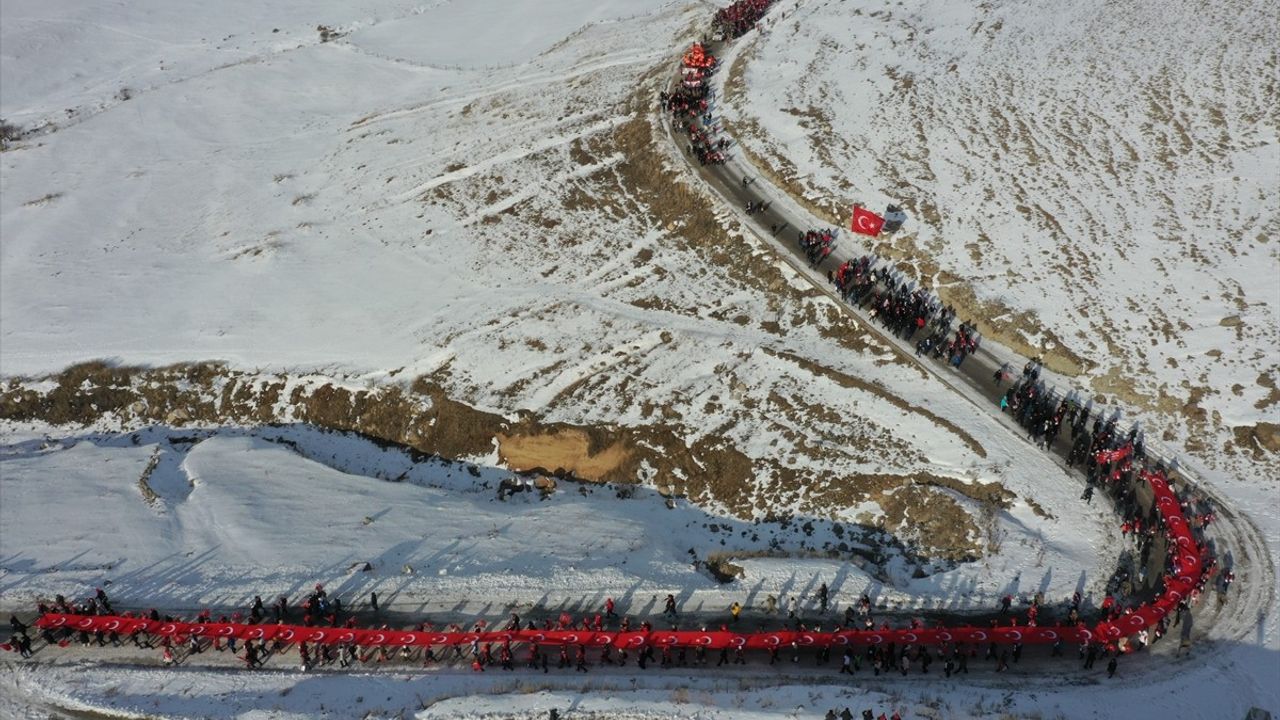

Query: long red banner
[[33, 469, 1204, 654], [32, 615, 1092, 649]]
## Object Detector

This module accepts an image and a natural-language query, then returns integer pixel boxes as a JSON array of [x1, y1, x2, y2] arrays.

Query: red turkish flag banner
[[30, 466, 1207, 657], [851, 206, 885, 236]]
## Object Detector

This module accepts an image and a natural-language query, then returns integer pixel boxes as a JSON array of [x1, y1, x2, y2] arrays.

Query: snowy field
[[0, 0, 1105, 565], [0, 0, 678, 374], [1, 0, 1278, 717], [3, 664, 1275, 720], [0, 423, 1116, 612], [721, 0, 1280, 484]]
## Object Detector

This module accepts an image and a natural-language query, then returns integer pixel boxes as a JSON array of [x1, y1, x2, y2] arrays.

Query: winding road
[[657, 10, 1274, 674], [3, 2, 1274, 705]]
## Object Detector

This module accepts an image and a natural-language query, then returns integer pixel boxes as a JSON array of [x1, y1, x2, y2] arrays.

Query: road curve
[[659, 13, 1273, 663]]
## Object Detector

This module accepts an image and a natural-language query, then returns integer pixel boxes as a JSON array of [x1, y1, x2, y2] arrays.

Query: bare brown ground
[[795, 470, 1006, 561], [497, 428, 633, 481], [0, 362, 754, 512], [876, 483, 981, 562], [1233, 422, 1280, 458], [0, 326, 993, 562]]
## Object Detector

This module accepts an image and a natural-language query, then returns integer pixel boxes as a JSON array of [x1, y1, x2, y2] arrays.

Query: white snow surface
[[0, 423, 1112, 612], [0, 0, 1277, 718], [723, 0, 1280, 482], [0, 0, 676, 375], [2, 647, 1278, 720], [0, 0, 1112, 571]]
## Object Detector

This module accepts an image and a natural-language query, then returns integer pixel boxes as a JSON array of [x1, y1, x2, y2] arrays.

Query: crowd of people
[[12, 544, 1217, 679], [675, 0, 1223, 645], [713, 0, 777, 39], [7, 273, 1224, 694], [669, 40, 991, 378], [993, 359, 1227, 651], [11, 433, 1226, 676], [662, 42, 730, 167], [997, 364, 1145, 460], [825, 711, 902, 720], [799, 228, 837, 266], [826, 254, 983, 368], [664, 4, 775, 176]]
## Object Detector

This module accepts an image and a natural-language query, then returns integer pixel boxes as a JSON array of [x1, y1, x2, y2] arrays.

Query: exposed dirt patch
[[876, 483, 981, 563], [1021, 495, 1053, 520], [1255, 372, 1280, 410], [135, 451, 162, 507], [23, 192, 63, 207], [815, 303, 877, 356], [0, 362, 753, 508], [917, 474, 1015, 508], [941, 280, 1089, 377], [497, 428, 633, 482], [1088, 365, 1197, 434], [1, 359, 1013, 561], [1233, 422, 1280, 458]]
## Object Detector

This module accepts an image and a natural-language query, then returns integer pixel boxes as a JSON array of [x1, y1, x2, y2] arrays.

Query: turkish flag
[[851, 206, 885, 236]]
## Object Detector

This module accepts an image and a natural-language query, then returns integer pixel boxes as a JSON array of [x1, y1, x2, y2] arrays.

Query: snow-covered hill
[[722, 0, 1280, 481], [0, 0, 677, 374], [0, 0, 1079, 558], [2, 0, 1278, 718]]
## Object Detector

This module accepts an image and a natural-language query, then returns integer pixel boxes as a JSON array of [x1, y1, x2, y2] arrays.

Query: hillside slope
[[724, 0, 1280, 480]]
